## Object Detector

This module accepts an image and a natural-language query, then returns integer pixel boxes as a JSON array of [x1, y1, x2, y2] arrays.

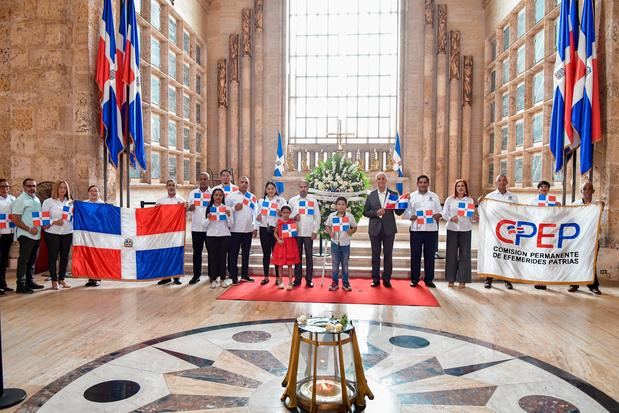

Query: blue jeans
[[331, 242, 350, 284]]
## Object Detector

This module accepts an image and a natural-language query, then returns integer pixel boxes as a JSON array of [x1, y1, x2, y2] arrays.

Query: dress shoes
[[504, 281, 513, 290], [173, 278, 182, 285], [27, 282, 44, 290], [157, 279, 171, 285], [484, 279, 493, 289], [1, 286, 13, 292], [589, 286, 602, 295], [383, 280, 392, 288], [409, 281, 418, 287], [16, 287, 34, 294], [425, 281, 436, 288], [371, 280, 380, 288], [241, 275, 255, 282], [306, 281, 314, 288], [188, 276, 201, 285], [567, 285, 579, 293]]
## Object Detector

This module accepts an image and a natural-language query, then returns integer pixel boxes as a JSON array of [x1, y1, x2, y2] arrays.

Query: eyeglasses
[[24, 184, 36, 188]]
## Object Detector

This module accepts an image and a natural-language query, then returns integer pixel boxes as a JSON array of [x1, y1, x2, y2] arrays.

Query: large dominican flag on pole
[[549, 0, 573, 173], [72, 201, 186, 280], [274, 132, 285, 194], [96, 0, 124, 168], [571, 0, 601, 175], [393, 132, 404, 195], [122, 0, 147, 170]]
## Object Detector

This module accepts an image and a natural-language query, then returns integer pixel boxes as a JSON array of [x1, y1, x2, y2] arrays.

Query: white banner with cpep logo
[[478, 199, 602, 284]]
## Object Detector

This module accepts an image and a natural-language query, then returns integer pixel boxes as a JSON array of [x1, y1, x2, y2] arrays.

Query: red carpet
[[217, 278, 439, 307]]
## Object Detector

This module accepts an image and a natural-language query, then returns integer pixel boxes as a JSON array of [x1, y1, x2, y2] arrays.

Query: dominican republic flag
[[222, 185, 239, 195], [261, 200, 279, 217], [386, 192, 408, 210], [72, 202, 185, 280], [62, 205, 74, 221], [415, 209, 434, 225], [242, 192, 257, 209], [550, 0, 574, 173], [571, 0, 601, 175], [298, 199, 315, 215], [0, 213, 15, 229], [537, 194, 557, 207], [393, 132, 404, 195], [122, 0, 146, 170], [96, 0, 124, 168], [506, 224, 526, 235], [32, 211, 51, 227], [193, 192, 211, 207], [209, 206, 228, 221], [274, 132, 285, 194], [332, 216, 350, 232], [457, 201, 475, 217], [281, 223, 297, 239]]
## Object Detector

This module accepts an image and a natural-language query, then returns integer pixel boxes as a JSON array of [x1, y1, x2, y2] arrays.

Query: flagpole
[[561, 151, 567, 206], [571, 147, 577, 203], [119, 151, 124, 207], [103, 144, 108, 202]]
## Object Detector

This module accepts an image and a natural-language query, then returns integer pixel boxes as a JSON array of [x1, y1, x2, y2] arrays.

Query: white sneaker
[[211, 278, 220, 289], [222, 278, 233, 288]]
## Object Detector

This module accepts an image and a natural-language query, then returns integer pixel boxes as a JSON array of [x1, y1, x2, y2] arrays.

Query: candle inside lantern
[[298, 377, 345, 404], [316, 379, 340, 398]]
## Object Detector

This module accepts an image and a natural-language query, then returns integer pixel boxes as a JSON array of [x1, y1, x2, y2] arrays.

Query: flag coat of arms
[[386, 193, 409, 210], [274, 132, 285, 194], [0, 213, 15, 229], [416, 210, 434, 225], [72, 202, 185, 280], [193, 192, 211, 207], [209, 206, 228, 221], [457, 202, 475, 217], [282, 223, 297, 238], [62, 205, 74, 221], [332, 216, 350, 232], [393, 132, 404, 195], [298, 200, 315, 215], [537, 194, 557, 207], [242, 192, 258, 209], [32, 211, 51, 227], [261, 201, 279, 217]]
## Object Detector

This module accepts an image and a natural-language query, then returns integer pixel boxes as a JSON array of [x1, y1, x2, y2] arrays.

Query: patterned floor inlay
[[16, 319, 618, 413]]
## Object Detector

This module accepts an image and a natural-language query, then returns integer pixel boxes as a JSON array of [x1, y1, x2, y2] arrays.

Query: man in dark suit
[[363, 172, 404, 288]]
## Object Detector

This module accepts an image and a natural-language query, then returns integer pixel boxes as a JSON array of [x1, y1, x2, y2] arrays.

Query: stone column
[[448, 31, 461, 188], [217, 58, 228, 171], [240, 8, 252, 180], [422, 0, 436, 177], [253, 0, 264, 191], [228, 34, 240, 175], [461, 56, 473, 182], [434, 4, 448, 198]]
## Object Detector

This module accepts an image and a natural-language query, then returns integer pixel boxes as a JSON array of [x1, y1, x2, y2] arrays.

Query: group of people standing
[[0, 170, 603, 296]]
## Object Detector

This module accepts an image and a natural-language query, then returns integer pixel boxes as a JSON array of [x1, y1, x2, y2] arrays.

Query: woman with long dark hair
[[255, 181, 287, 285], [205, 188, 234, 288]]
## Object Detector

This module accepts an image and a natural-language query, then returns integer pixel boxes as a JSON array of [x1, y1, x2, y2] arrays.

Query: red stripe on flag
[[136, 204, 186, 235], [72, 246, 121, 279]]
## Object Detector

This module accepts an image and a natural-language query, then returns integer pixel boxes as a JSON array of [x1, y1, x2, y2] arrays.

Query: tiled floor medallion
[[16, 320, 618, 412]]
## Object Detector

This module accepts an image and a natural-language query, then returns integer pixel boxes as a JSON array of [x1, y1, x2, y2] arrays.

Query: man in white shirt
[[403, 175, 442, 288], [568, 182, 602, 295], [187, 172, 211, 285], [156, 179, 186, 286], [482, 174, 519, 290], [227, 176, 257, 284], [0, 179, 16, 294], [213, 169, 239, 195], [289, 180, 320, 287]]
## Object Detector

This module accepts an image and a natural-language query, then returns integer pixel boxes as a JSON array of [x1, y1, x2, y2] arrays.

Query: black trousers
[[228, 232, 253, 282], [369, 227, 395, 283], [259, 227, 278, 278], [294, 237, 314, 283], [206, 236, 230, 281], [445, 230, 472, 283], [410, 231, 438, 283], [191, 231, 207, 278], [0, 233, 13, 288], [16, 236, 40, 288], [45, 233, 72, 281]]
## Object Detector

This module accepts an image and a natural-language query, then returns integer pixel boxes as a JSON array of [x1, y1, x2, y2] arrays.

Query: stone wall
[[0, 0, 111, 200]]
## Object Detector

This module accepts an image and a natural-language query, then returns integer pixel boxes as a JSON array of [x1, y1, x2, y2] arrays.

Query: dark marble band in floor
[[132, 394, 249, 412], [398, 386, 498, 406]]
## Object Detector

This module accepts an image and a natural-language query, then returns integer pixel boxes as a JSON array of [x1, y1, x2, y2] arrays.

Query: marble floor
[[0, 274, 618, 412]]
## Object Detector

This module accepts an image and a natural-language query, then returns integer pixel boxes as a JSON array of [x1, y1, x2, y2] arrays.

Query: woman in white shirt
[[205, 188, 234, 288], [42, 180, 73, 290], [255, 181, 287, 285], [442, 179, 476, 288], [84, 185, 104, 288]]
